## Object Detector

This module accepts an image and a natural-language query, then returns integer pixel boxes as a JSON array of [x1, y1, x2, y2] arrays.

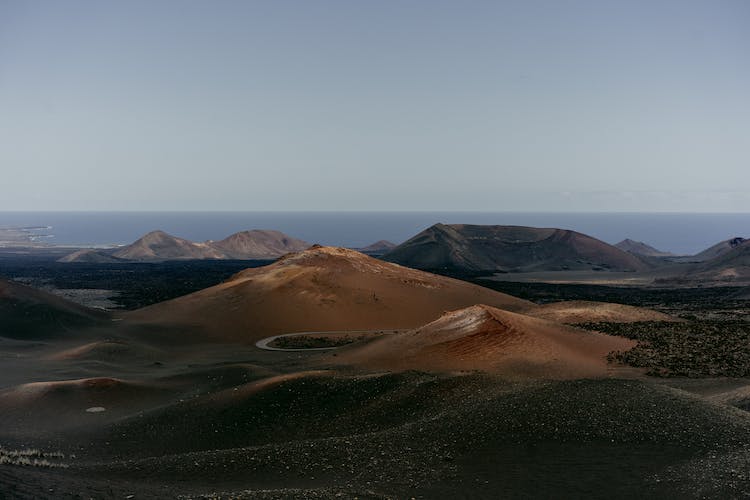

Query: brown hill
[[690, 239, 750, 282], [57, 249, 121, 263], [523, 300, 678, 324], [615, 239, 675, 257], [62, 229, 310, 262], [358, 240, 397, 255], [210, 230, 309, 259], [126, 246, 534, 343], [0, 278, 107, 339], [112, 230, 225, 261], [383, 224, 648, 273], [333, 304, 635, 378], [689, 237, 748, 262]]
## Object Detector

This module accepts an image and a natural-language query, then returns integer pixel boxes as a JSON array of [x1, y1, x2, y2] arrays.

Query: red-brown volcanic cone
[[126, 246, 534, 343], [334, 304, 636, 379]]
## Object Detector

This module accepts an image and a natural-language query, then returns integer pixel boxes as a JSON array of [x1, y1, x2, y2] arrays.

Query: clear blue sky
[[1, 0, 748, 211]]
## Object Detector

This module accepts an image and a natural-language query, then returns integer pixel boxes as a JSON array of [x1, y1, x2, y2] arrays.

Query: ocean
[[0, 211, 748, 256]]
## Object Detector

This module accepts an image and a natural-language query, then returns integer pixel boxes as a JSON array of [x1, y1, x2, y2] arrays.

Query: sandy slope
[[0, 377, 174, 435], [46, 339, 165, 362], [334, 304, 635, 378], [126, 246, 534, 342]]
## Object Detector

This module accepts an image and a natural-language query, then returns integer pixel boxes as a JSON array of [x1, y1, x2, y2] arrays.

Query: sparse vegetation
[[269, 335, 359, 349], [579, 321, 750, 377]]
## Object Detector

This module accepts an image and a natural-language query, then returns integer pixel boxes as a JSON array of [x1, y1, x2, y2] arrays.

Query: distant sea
[[0, 211, 748, 256]]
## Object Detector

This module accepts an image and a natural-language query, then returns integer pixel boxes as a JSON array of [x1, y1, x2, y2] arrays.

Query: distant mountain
[[57, 249, 121, 263], [60, 229, 309, 262], [357, 240, 397, 255], [210, 230, 309, 259], [382, 224, 648, 273], [112, 231, 225, 261], [615, 239, 675, 257], [690, 239, 750, 282], [690, 237, 748, 262], [657, 238, 750, 284]]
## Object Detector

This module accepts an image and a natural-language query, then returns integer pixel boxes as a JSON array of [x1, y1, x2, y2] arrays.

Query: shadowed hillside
[[383, 224, 649, 273], [688, 237, 748, 262], [690, 239, 750, 282], [0, 278, 108, 339], [615, 239, 675, 257]]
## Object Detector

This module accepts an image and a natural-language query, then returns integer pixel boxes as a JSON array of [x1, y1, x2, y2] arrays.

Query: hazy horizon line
[[2, 209, 750, 215]]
